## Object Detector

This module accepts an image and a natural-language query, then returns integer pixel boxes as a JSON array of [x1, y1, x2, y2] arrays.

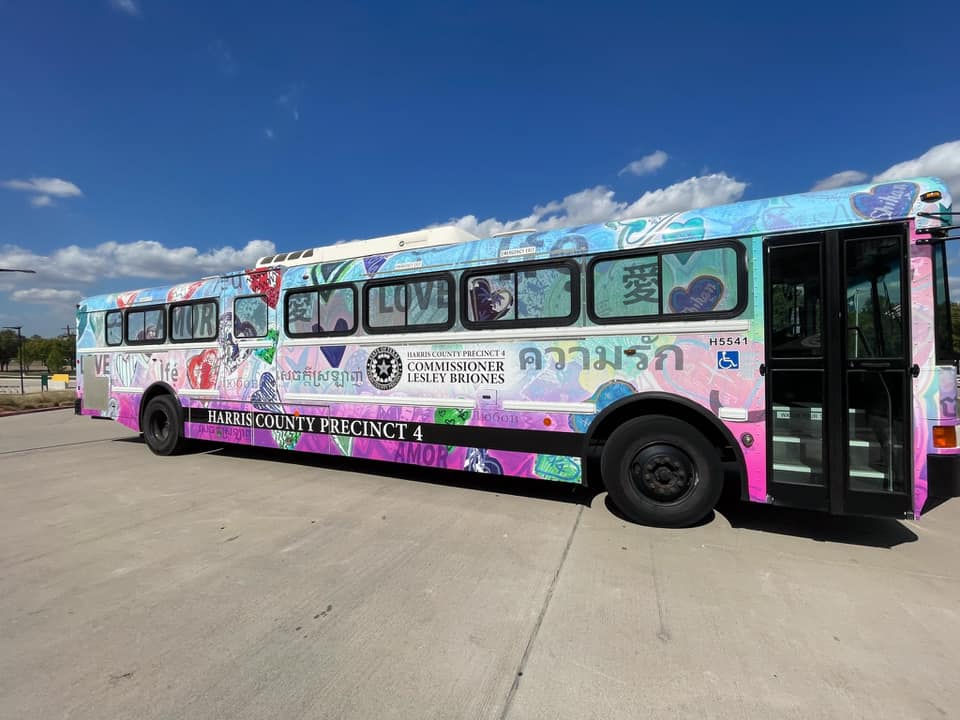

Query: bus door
[[763, 226, 912, 517]]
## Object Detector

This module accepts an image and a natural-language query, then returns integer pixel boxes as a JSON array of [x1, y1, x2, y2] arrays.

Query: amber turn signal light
[[920, 190, 943, 203], [932, 425, 956, 448]]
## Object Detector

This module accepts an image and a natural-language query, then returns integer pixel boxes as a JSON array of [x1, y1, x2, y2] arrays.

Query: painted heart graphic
[[167, 280, 204, 303], [187, 349, 220, 389], [469, 278, 513, 321], [251, 372, 283, 413], [271, 429, 301, 450], [663, 217, 705, 243], [319, 318, 349, 367], [435, 407, 472, 426], [364, 255, 387, 275], [247, 269, 281, 308], [255, 329, 279, 364], [668, 275, 724, 314], [569, 380, 635, 433], [116, 291, 138, 307], [312, 261, 348, 285], [219, 313, 252, 375], [851, 182, 918, 221]]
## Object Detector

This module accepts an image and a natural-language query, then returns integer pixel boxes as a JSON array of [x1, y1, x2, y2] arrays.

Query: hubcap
[[629, 444, 696, 503]]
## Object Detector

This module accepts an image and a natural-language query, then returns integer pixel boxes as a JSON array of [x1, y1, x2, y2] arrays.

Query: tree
[[0, 330, 18, 372], [45, 348, 63, 374]]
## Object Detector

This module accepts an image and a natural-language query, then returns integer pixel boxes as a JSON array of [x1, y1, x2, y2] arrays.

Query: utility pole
[[2, 326, 25, 395]]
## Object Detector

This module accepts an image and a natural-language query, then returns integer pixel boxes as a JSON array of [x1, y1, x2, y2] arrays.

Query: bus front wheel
[[142, 395, 184, 456], [601, 416, 722, 527]]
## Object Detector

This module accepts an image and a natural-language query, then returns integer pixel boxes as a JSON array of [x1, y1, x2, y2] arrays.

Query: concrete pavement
[[1, 410, 958, 719]]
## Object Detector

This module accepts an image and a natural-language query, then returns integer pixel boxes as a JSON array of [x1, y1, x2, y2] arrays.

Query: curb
[[0, 405, 74, 418]]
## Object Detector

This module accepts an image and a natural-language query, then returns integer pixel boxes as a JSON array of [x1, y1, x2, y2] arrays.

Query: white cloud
[[30, 195, 54, 208], [108, 0, 139, 15], [441, 173, 747, 237], [11, 288, 83, 304], [0, 238, 276, 286], [811, 170, 868, 191], [874, 140, 960, 199], [619, 150, 668, 177], [264, 128, 275, 140], [3, 177, 83, 198]]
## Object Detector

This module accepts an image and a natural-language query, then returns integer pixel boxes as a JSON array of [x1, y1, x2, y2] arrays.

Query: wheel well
[[583, 394, 746, 497], [138, 382, 180, 432]]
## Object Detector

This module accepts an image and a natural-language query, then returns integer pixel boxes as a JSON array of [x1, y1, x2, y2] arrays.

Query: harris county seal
[[366, 346, 403, 390]]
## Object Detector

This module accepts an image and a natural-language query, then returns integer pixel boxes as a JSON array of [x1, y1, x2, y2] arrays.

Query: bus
[[75, 176, 960, 527]]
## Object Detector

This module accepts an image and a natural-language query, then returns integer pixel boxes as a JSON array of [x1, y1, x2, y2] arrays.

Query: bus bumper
[[927, 454, 960, 500]]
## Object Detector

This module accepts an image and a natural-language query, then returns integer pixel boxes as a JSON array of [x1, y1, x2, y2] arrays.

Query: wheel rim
[[150, 409, 170, 442], [628, 443, 697, 503]]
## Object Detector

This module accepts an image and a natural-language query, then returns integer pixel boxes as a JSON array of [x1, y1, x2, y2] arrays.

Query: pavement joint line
[[498, 504, 583, 720], [0, 438, 118, 456]]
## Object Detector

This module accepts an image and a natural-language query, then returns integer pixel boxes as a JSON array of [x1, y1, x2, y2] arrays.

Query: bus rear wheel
[[601, 415, 722, 527], [142, 395, 184, 456]]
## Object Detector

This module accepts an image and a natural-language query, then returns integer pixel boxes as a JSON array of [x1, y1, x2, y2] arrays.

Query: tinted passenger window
[[235, 296, 269, 338], [286, 286, 356, 337], [366, 277, 451, 331], [171, 301, 217, 342], [464, 262, 575, 326], [126, 308, 165, 343], [105, 310, 123, 346]]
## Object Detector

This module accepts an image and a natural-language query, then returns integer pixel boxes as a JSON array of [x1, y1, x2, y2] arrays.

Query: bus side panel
[[909, 221, 960, 515]]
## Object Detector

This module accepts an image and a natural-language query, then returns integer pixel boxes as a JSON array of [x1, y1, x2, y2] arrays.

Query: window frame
[[460, 258, 581, 330], [124, 304, 168, 346], [284, 282, 358, 339], [105, 309, 124, 346], [586, 239, 748, 325], [168, 299, 219, 344], [362, 271, 455, 334], [234, 294, 271, 339]]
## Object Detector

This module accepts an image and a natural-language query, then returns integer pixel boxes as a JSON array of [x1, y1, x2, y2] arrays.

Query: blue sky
[[1, 0, 959, 336]]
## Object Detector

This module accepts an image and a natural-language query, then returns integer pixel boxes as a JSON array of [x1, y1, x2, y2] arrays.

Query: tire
[[601, 415, 722, 527], [142, 395, 184, 456]]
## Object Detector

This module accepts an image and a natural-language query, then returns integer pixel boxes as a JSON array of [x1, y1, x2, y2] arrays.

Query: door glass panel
[[770, 369, 825, 486], [846, 371, 905, 493], [768, 244, 822, 357], [845, 237, 903, 359]]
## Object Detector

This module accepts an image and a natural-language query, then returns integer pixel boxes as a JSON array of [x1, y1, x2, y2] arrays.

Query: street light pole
[[1, 267, 36, 395], [2, 326, 25, 395]]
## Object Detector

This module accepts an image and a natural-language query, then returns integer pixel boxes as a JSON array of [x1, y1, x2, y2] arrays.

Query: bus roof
[[78, 175, 952, 309]]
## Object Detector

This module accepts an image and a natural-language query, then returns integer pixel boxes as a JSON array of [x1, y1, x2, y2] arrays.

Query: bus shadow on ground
[[190, 439, 600, 509], [713, 493, 918, 549], [119, 438, 918, 547]]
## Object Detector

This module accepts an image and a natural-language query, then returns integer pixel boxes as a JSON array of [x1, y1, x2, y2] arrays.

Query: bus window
[[592, 255, 659, 319], [126, 307, 165, 344], [464, 261, 577, 327], [663, 247, 739, 314], [517, 266, 572, 320], [368, 284, 406, 328], [845, 236, 903, 359], [105, 310, 123, 346], [407, 278, 449, 327], [171, 301, 218, 342], [235, 295, 269, 338], [366, 276, 452, 332], [285, 285, 356, 337]]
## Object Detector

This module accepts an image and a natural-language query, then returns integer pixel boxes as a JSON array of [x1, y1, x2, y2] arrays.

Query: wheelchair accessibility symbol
[[717, 351, 739, 370]]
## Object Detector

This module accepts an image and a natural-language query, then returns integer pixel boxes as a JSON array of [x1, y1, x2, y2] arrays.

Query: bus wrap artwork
[[75, 176, 960, 526]]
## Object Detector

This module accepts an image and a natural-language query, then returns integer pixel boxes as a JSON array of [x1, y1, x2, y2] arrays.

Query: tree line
[[0, 331, 76, 374]]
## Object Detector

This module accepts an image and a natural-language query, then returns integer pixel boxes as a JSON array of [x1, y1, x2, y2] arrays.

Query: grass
[[0, 390, 76, 412]]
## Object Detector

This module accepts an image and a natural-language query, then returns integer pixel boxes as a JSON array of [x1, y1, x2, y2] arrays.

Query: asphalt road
[[1, 410, 958, 719]]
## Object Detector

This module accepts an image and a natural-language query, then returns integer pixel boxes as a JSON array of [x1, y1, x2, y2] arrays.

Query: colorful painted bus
[[76, 176, 960, 526]]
